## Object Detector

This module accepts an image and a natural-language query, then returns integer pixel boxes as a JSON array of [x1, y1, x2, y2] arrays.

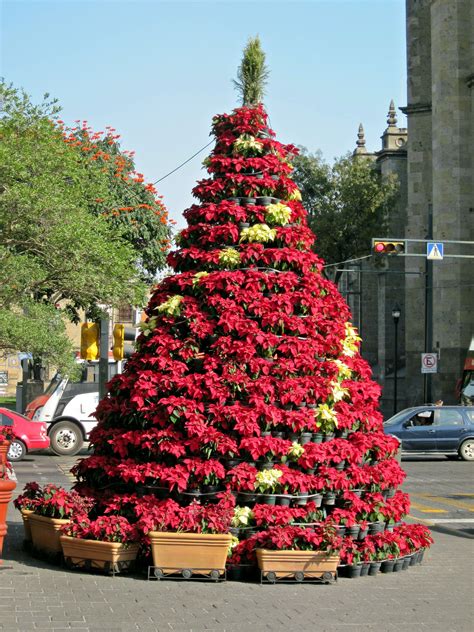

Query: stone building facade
[[345, 0, 473, 417]]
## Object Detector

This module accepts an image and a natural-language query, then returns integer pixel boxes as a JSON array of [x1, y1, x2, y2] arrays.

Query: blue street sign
[[427, 242, 444, 260]]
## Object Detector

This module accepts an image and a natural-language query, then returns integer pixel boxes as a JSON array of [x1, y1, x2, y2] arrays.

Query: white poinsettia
[[314, 403, 338, 433], [342, 323, 361, 357], [255, 469, 283, 493], [156, 295, 183, 317], [138, 315, 157, 337], [288, 442, 305, 459], [231, 506, 254, 527], [192, 271, 209, 286], [331, 359, 353, 380], [218, 247, 241, 268], [330, 381, 350, 403], [239, 223, 276, 243], [233, 134, 264, 156], [264, 202, 292, 226], [287, 188, 302, 202]]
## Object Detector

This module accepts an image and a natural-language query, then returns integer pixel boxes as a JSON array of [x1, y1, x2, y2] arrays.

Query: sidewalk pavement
[[1, 461, 473, 632]]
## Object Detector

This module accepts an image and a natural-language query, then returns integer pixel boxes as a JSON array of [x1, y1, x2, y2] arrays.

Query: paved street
[[1, 452, 473, 632]]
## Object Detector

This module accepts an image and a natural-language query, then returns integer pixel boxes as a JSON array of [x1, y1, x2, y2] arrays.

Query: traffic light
[[80, 323, 100, 360], [372, 240, 405, 255], [112, 323, 136, 361]]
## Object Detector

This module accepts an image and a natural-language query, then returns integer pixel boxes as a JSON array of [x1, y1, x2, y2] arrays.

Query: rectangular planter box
[[149, 531, 231, 576], [29, 513, 69, 554], [20, 508, 34, 542], [256, 548, 340, 580], [60, 536, 139, 572]]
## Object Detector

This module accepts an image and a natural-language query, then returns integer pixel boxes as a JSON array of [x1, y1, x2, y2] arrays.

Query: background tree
[[63, 122, 171, 282], [0, 83, 150, 372], [292, 149, 398, 281], [233, 36, 270, 106]]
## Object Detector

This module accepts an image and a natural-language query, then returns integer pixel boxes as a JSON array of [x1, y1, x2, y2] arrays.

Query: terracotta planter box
[[149, 531, 231, 576], [0, 478, 16, 559], [20, 508, 34, 542], [29, 513, 69, 554], [60, 536, 139, 573], [256, 548, 340, 581]]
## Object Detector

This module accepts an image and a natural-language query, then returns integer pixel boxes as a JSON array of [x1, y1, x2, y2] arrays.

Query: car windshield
[[384, 410, 411, 426]]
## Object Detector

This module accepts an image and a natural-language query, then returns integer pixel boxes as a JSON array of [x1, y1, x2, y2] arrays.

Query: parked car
[[383, 405, 474, 461], [0, 407, 50, 461]]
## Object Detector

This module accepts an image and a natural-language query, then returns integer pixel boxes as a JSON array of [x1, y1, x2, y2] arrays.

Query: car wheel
[[49, 421, 83, 456], [7, 439, 26, 461], [458, 439, 474, 462]]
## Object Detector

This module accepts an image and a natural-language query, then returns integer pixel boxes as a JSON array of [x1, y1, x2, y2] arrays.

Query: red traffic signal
[[373, 240, 405, 255]]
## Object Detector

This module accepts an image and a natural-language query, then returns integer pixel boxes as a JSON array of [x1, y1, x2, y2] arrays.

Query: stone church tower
[[402, 0, 473, 405]]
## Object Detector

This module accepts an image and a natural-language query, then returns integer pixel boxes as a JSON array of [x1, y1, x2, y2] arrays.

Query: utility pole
[[98, 316, 109, 401], [423, 205, 433, 403]]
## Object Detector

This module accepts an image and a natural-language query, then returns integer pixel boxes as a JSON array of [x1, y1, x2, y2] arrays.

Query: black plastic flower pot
[[256, 196, 273, 205], [348, 564, 362, 578], [277, 495, 292, 507], [311, 433, 323, 444], [312, 494, 323, 507], [238, 222, 250, 230], [239, 197, 256, 205], [368, 561, 381, 576], [334, 525, 346, 537], [260, 461, 275, 471], [409, 553, 417, 566], [237, 492, 257, 503], [227, 197, 241, 204], [393, 559, 404, 573], [323, 492, 336, 506], [347, 525, 361, 539], [322, 433, 335, 442], [402, 556, 411, 570], [306, 468, 316, 475], [260, 431, 272, 437], [417, 548, 425, 564], [386, 487, 396, 499], [299, 432, 313, 445], [336, 429, 349, 439], [358, 527, 369, 541], [271, 431, 285, 438], [360, 563, 370, 577], [368, 521, 385, 535], [261, 495, 277, 505], [295, 494, 308, 506], [334, 460, 346, 471], [380, 559, 395, 573]]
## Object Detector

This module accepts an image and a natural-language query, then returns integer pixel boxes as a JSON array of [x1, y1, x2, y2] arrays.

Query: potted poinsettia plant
[[60, 515, 140, 574], [255, 524, 341, 581], [0, 425, 15, 466], [144, 493, 234, 578], [13, 481, 43, 542], [24, 483, 93, 555], [0, 440, 16, 560]]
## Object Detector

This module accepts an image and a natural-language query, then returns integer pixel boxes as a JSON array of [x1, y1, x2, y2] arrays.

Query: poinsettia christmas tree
[[73, 38, 431, 571]]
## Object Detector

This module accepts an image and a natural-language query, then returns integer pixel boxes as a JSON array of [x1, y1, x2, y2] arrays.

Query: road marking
[[414, 494, 474, 512], [424, 518, 474, 523], [410, 501, 447, 513]]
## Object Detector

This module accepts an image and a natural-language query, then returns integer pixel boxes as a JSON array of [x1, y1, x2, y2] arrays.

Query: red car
[[0, 407, 50, 461]]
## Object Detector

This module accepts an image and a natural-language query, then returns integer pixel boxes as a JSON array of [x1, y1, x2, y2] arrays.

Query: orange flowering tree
[[61, 121, 172, 282]]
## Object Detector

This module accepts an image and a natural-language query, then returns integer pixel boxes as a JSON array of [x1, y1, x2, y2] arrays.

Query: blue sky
[[2, 0, 407, 227]]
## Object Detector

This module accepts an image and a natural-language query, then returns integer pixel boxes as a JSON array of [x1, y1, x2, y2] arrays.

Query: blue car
[[383, 406, 474, 461]]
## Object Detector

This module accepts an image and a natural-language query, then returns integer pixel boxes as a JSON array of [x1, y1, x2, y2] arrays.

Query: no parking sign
[[421, 353, 438, 373]]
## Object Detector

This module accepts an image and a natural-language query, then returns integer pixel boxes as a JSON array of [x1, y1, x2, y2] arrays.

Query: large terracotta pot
[[0, 478, 17, 560], [256, 548, 340, 581], [149, 531, 231, 577], [20, 508, 35, 542], [29, 513, 70, 554], [0, 441, 10, 467], [60, 536, 139, 573]]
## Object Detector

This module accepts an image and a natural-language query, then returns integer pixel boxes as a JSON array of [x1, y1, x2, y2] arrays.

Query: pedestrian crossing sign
[[427, 242, 444, 260]]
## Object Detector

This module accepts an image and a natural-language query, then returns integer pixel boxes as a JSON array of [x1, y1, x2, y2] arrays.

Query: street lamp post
[[392, 305, 401, 416]]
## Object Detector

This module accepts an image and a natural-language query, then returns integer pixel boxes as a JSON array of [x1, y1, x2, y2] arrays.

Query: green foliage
[[293, 149, 399, 279], [0, 82, 147, 372], [233, 36, 270, 106], [65, 126, 170, 281]]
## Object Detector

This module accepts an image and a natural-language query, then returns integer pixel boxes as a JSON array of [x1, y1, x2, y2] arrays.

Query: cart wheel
[[210, 569, 220, 580], [322, 571, 333, 583], [154, 568, 164, 578], [266, 571, 277, 583], [182, 568, 193, 579], [294, 571, 305, 582]]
